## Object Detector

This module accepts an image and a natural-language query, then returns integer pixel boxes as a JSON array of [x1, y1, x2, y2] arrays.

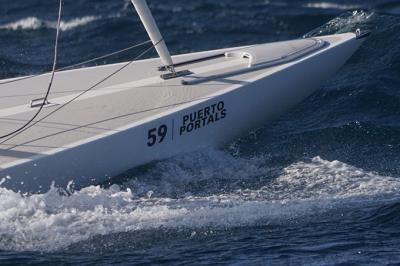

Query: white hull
[[0, 33, 367, 193]]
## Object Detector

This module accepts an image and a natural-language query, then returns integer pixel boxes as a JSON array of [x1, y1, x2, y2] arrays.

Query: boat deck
[[0, 48, 258, 167]]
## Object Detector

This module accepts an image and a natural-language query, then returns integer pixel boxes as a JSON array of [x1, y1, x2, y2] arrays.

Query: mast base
[[160, 69, 193, 80]]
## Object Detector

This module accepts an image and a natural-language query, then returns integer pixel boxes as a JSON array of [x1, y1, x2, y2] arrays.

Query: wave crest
[[304, 2, 362, 10], [304, 10, 375, 37], [0, 16, 100, 32]]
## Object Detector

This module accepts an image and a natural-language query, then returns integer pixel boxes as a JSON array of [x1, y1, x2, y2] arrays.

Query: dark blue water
[[1, 0, 400, 265]]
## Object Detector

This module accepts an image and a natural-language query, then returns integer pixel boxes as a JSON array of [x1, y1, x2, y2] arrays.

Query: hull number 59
[[147, 124, 168, 147]]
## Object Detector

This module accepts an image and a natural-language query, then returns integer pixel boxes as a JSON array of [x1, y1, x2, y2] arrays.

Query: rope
[[0, 40, 152, 86], [0, 39, 163, 145], [0, 0, 63, 140]]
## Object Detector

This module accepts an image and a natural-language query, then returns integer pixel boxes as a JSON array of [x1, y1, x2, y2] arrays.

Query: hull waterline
[[0, 33, 367, 193]]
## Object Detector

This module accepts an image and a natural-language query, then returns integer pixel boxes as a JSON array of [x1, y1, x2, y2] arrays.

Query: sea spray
[[1, 151, 399, 252]]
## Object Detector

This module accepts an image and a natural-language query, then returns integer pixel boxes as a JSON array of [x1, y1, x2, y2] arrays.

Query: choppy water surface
[[1, 0, 400, 265]]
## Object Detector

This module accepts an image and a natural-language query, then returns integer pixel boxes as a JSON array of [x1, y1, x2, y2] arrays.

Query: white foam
[[304, 2, 362, 10], [0, 152, 399, 252], [0, 17, 44, 31], [59, 16, 100, 31], [0, 16, 100, 32]]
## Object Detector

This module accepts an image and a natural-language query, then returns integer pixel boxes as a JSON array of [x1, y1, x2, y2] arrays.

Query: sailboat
[[0, 0, 369, 193]]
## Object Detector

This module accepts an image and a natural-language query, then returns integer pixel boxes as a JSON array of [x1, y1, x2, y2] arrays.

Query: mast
[[131, 0, 175, 72]]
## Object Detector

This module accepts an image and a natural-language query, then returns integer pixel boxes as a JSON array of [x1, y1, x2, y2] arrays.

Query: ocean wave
[[0, 16, 101, 32], [1, 150, 399, 252]]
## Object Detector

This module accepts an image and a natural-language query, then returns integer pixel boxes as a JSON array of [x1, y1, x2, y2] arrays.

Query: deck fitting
[[160, 69, 193, 80]]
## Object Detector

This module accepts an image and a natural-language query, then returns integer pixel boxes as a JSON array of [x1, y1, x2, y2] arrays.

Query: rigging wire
[[0, 39, 163, 145], [0, 40, 152, 86], [0, 0, 63, 140]]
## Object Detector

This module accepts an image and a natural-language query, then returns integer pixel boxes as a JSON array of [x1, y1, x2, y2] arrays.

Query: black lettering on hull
[[179, 101, 227, 136]]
